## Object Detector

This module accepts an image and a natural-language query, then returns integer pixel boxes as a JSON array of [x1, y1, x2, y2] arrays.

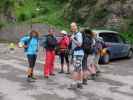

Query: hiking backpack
[[82, 33, 94, 54], [44, 35, 57, 49]]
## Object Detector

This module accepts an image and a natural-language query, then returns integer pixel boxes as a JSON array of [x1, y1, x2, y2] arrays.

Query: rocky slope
[[65, 0, 133, 32], [0, 0, 133, 42]]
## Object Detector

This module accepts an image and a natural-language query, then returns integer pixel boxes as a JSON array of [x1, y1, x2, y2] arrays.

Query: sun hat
[[61, 30, 67, 35]]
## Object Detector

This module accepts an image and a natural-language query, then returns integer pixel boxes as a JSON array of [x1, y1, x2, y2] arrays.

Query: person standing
[[93, 32, 106, 74], [58, 30, 70, 74], [82, 28, 94, 84], [43, 28, 57, 78], [19, 30, 39, 82], [70, 22, 84, 89]]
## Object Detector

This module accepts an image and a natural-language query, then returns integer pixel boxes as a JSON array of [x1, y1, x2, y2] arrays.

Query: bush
[[0, 22, 5, 29], [40, 7, 49, 15], [18, 13, 30, 22], [31, 12, 37, 18]]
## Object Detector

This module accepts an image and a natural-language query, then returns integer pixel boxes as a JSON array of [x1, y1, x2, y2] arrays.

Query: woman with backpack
[[58, 30, 70, 74], [69, 22, 84, 89], [43, 28, 57, 78], [82, 28, 96, 84], [92, 32, 106, 75], [19, 30, 39, 82]]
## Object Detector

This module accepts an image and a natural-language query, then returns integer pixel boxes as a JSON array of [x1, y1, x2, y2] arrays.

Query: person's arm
[[43, 36, 48, 48], [36, 38, 39, 52], [19, 36, 29, 48], [64, 36, 69, 46], [71, 32, 82, 47]]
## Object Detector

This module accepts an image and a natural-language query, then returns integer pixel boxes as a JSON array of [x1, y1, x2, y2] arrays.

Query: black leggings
[[27, 55, 37, 68], [82, 53, 88, 71], [60, 53, 69, 64]]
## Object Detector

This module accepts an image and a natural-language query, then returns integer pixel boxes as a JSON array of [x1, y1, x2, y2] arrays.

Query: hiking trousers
[[44, 50, 55, 77]]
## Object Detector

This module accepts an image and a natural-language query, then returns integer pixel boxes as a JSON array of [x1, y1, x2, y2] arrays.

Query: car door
[[99, 33, 122, 59], [117, 35, 129, 57]]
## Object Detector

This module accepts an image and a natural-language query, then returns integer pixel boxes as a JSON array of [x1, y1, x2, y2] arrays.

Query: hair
[[48, 27, 54, 31], [30, 30, 39, 38], [71, 22, 77, 26], [84, 28, 93, 37], [70, 22, 79, 33]]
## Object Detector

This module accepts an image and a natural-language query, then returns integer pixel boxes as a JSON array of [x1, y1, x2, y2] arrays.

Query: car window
[[99, 33, 120, 43], [117, 35, 124, 43], [119, 35, 126, 43]]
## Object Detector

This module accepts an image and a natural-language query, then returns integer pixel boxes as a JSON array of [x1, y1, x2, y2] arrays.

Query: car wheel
[[102, 52, 110, 64], [127, 50, 133, 59]]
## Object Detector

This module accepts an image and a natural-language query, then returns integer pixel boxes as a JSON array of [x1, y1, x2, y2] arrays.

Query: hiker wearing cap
[[19, 30, 39, 82], [92, 32, 106, 75], [58, 30, 70, 74]]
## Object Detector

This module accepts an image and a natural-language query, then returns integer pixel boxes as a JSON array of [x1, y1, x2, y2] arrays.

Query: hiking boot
[[82, 79, 88, 85], [96, 71, 101, 76], [68, 83, 77, 90], [59, 70, 64, 74], [77, 83, 83, 89], [88, 76, 92, 80], [44, 76, 49, 79], [66, 72, 70, 74], [50, 73, 55, 76], [31, 76, 37, 80], [27, 77, 35, 82], [96, 70, 101, 74], [91, 74, 97, 80]]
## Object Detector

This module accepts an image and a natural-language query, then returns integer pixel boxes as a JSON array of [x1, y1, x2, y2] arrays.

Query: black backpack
[[45, 35, 57, 49], [82, 33, 94, 54]]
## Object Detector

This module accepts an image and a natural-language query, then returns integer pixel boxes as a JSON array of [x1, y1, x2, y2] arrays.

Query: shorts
[[73, 55, 84, 72], [60, 52, 69, 64], [27, 54, 37, 68], [87, 55, 95, 68]]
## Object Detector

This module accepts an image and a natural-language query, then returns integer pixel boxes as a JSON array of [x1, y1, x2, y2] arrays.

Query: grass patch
[[15, 0, 70, 31]]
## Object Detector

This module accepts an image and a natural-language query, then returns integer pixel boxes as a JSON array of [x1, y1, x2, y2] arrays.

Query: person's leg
[[87, 55, 96, 80], [82, 54, 88, 85], [69, 55, 79, 89], [27, 55, 36, 82], [90, 55, 97, 79], [49, 50, 55, 75], [95, 54, 101, 73], [65, 55, 70, 74], [59, 53, 65, 73], [31, 55, 37, 79], [27, 55, 33, 77], [44, 50, 52, 78], [72, 55, 83, 88]]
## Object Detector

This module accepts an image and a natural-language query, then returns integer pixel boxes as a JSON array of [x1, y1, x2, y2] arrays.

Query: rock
[[64, 0, 133, 31]]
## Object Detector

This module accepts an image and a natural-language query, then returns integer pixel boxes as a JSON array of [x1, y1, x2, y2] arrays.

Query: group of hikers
[[19, 22, 107, 89]]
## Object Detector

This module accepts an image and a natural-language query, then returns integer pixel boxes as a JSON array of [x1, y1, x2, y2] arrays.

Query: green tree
[[0, 0, 16, 22]]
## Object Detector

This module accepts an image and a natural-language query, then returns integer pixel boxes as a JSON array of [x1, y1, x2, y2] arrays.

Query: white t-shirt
[[72, 32, 84, 56]]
